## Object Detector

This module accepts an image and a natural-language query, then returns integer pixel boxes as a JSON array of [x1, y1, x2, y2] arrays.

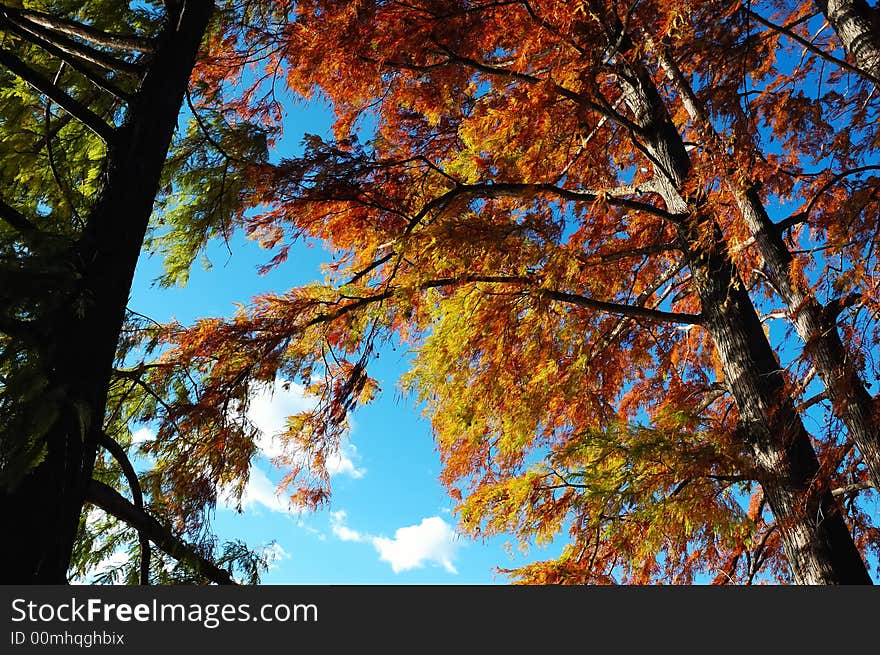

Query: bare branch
[[184, 89, 239, 162], [0, 11, 131, 100], [345, 252, 394, 286], [98, 432, 151, 584], [824, 292, 862, 320], [745, 9, 880, 86], [1, 8, 145, 77], [796, 391, 828, 412], [832, 482, 875, 497], [540, 288, 702, 325], [774, 212, 808, 234], [292, 270, 702, 336], [14, 7, 155, 53], [760, 309, 788, 323]]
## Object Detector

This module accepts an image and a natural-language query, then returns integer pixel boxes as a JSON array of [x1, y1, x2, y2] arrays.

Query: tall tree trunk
[[687, 222, 871, 584], [653, 48, 880, 500], [612, 52, 871, 583], [0, 0, 214, 583], [816, 0, 880, 79], [733, 189, 880, 491]]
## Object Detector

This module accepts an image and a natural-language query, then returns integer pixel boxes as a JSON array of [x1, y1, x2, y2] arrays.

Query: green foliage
[[146, 102, 270, 287], [0, 0, 276, 584]]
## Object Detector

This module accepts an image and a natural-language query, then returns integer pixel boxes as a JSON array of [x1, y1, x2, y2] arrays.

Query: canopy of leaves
[[31, 0, 880, 583]]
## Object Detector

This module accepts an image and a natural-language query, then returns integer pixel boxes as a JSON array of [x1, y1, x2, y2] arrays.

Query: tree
[[131, 0, 880, 585], [0, 0, 264, 583], [5, 0, 879, 586]]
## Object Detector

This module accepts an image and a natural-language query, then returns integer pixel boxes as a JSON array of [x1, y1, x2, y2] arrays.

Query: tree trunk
[[734, 189, 880, 493], [688, 223, 871, 584], [816, 0, 880, 80], [613, 55, 871, 583], [0, 0, 214, 583], [652, 47, 880, 500]]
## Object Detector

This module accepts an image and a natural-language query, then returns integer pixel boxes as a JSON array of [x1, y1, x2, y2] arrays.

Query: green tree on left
[[0, 0, 271, 583]]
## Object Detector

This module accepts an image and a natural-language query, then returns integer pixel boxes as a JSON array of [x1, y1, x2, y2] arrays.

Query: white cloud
[[327, 443, 366, 478], [373, 517, 460, 574], [246, 379, 366, 479], [246, 380, 314, 459], [295, 518, 327, 541], [235, 466, 296, 514], [213, 378, 367, 519], [130, 426, 155, 444], [330, 510, 368, 542], [329, 511, 461, 574]]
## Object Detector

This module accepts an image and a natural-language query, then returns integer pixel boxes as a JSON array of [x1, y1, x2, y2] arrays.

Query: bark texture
[[610, 37, 871, 582], [654, 46, 880, 505], [816, 0, 880, 79]]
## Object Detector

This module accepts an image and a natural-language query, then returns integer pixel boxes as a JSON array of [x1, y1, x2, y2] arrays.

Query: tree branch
[[774, 212, 807, 234], [0, 196, 40, 237], [1, 7, 145, 77], [98, 432, 151, 585], [824, 292, 862, 321], [405, 181, 683, 235], [0, 13, 131, 101], [184, 89, 237, 161], [0, 48, 114, 142], [673, 472, 752, 498], [575, 243, 680, 265], [86, 479, 236, 585], [366, 45, 646, 135], [796, 391, 828, 412], [345, 252, 395, 286], [745, 9, 880, 86], [778, 165, 880, 232], [27, 89, 100, 152], [760, 309, 788, 324], [540, 288, 703, 325], [304, 274, 702, 328], [832, 481, 875, 497], [13, 7, 155, 53]]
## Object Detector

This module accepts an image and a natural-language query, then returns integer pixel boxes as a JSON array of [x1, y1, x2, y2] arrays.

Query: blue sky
[[122, 95, 561, 585]]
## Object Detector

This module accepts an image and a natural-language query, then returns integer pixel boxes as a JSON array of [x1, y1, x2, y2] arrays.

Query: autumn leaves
[[3, 0, 880, 584]]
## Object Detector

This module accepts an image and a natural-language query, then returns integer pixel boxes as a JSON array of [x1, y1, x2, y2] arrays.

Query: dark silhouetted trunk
[[0, 0, 214, 583]]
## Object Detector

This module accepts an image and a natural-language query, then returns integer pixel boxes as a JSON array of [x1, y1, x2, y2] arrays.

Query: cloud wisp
[[219, 378, 367, 515], [236, 465, 296, 514], [262, 542, 291, 571]]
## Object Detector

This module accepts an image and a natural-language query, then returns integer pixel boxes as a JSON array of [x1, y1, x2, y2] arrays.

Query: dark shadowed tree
[[0, 0, 241, 583]]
